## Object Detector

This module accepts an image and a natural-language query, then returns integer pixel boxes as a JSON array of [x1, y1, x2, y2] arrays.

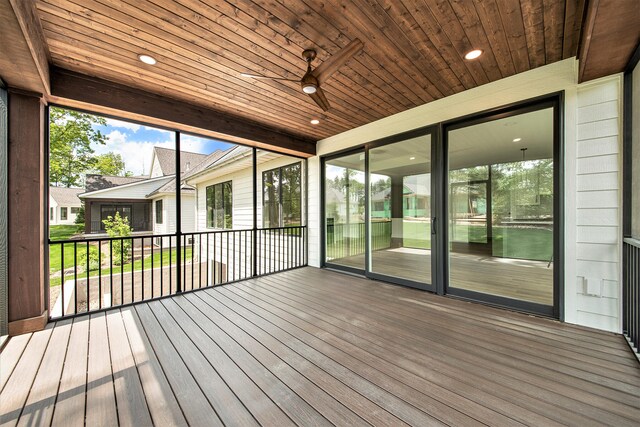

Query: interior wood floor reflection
[[331, 248, 553, 305]]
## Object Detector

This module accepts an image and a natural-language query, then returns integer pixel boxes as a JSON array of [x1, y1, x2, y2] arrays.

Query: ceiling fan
[[240, 39, 364, 112]]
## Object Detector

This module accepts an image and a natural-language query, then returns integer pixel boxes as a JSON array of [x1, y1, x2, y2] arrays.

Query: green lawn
[[50, 234, 193, 287], [327, 221, 552, 261], [49, 225, 91, 275], [49, 224, 83, 240]]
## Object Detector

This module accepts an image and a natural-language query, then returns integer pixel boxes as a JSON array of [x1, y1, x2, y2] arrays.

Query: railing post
[[175, 132, 182, 293], [253, 147, 258, 277]]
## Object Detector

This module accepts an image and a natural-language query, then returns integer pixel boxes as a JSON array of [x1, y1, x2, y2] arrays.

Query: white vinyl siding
[[574, 77, 622, 332], [151, 195, 195, 235], [83, 176, 172, 200], [197, 171, 252, 231], [48, 195, 80, 226], [307, 156, 321, 267]]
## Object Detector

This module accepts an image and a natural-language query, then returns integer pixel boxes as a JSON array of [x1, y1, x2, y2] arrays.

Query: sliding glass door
[[368, 134, 433, 289], [323, 129, 434, 289], [445, 103, 559, 316], [322, 97, 560, 317], [324, 150, 366, 273]]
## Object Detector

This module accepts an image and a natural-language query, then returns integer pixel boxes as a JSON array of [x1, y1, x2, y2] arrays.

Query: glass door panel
[[447, 107, 555, 310], [368, 135, 432, 286], [324, 151, 366, 271]]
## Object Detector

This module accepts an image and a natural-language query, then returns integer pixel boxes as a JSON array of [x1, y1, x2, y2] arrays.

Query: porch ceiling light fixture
[[138, 54, 157, 65], [409, 156, 416, 160], [310, 119, 320, 125], [302, 82, 317, 94], [464, 49, 483, 60], [513, 137, 522, 142]]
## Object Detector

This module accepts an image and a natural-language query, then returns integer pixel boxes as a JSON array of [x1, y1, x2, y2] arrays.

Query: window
[[263, 163, 301, 228], [155, 200, 163, 224], [70, 207, 80, 214], [60, 207, 68, 220], [206, 181, 232, 229], [50, 207, 54, 220], [100, 205, 132, 230]]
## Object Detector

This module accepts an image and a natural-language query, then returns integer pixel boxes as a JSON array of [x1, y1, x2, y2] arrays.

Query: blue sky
[[92, 118, 234, 175]]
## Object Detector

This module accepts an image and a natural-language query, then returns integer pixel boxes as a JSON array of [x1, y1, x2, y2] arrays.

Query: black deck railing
[[623, 238, 640, 355], [326, 221, 392, 260], [48, 226, 307, 319]]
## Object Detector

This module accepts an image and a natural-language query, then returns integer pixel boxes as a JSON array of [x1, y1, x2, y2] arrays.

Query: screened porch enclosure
[[86, 201, 152, 234], [48, 128, 308, 320]]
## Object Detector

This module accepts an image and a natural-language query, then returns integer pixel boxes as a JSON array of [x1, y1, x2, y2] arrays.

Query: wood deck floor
[[2, 267, 639, 426]]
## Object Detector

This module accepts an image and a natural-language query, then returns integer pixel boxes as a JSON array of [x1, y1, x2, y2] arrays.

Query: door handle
[[431, 217, 437, 235]]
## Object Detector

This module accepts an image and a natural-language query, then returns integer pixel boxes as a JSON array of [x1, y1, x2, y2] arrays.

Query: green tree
[[49, 107, 107, 187], [74, 203, 85, 225], [91, 152, 129, 176], [102, 212, 133, 265]]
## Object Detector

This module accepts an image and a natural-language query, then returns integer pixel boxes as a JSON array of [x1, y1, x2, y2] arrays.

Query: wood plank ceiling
[[36, 0, 585, 141]]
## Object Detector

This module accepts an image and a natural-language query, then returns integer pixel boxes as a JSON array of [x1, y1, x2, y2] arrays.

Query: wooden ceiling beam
[[578, 0, 640, 82], [49, 67, 316, 157], [0, 0, 50, 94]]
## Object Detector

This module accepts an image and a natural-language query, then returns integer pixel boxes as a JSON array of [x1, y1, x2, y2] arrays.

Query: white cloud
[[93, 130, 174, 176], [180, 134, 214, 153], [105, 118, 142, 132]]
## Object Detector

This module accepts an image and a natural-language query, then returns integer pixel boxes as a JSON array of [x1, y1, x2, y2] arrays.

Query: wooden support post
[[7, 88, 47, 335]]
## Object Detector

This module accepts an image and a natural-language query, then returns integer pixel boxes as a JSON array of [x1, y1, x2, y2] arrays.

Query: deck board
[[16, 319, 72, 427], [51, 317, 89, 427], [1, 267, 638, 426], [105, 310, 153, 427], [119, 307, 188, 427], [263, 271, 640, 425], [146, 299, 259, 427], [0, 333, 31, 393], [134, 303, 223, 427], [0, 326, 53, 427], [85, 313, 118, 427]]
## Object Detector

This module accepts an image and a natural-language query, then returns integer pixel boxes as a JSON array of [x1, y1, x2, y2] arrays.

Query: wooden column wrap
[[7, 88, 47, 334]]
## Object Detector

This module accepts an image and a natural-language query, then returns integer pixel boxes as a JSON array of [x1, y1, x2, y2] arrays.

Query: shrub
[[102, 212, 132, 265], [88, 251, 102, 271], [74, 204, 85, 225]]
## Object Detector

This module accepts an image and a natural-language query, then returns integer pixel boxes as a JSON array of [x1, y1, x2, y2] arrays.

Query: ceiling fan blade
[[312, 38, 364, 84], [240, 72, 299, 82], [308, 87, 331, 111]]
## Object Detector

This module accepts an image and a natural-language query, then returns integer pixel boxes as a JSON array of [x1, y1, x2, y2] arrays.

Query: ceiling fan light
[[302, 83, 317, 94]]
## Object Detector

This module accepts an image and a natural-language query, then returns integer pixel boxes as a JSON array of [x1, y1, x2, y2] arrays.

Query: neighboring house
[[49, 186, 83, 225], [370, 177, 431, 220], [182, 146, 303, 231], [181, 146, 304, 281], [79, 147, 207, 235]]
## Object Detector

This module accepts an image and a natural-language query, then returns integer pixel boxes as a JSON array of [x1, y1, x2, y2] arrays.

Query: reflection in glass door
[[368, 135, 432, 288], [446, 106, 556, 314], [324, 151, 366, 272]]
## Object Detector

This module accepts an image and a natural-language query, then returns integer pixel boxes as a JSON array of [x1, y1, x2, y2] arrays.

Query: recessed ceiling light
[[138, 54, 157, 65], [513, 137, 522, 142], [310, 119, 320, 125], [409, 156, 416, 160], [464, 49, 483, 60]]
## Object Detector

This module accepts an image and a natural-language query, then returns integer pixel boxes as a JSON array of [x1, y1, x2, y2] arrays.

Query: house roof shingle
[[153, 147, 208, 176], [49, 186, 83, 206], [85, 174, 148, 192]]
